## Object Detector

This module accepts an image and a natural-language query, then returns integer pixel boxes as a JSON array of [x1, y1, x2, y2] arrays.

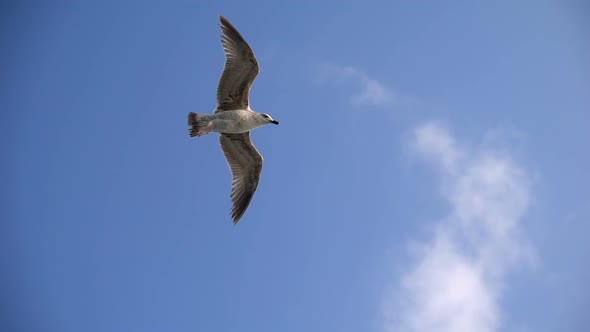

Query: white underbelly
[[211, 113, 262, 133]]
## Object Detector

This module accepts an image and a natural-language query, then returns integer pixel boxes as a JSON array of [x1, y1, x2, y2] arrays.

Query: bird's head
[[259, 113, 279, 125]]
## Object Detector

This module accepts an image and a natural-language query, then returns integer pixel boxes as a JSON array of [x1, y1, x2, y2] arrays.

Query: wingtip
[[231, 209, 241, 223]]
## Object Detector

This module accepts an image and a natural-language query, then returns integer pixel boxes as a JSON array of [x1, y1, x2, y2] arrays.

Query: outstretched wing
[[216, 16, 260, 112], [219, 132, 263, 223]]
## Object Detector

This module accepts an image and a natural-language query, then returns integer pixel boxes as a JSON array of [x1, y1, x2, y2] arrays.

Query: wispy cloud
[[320, 64, 394, 107], [382, 122, 533, 332]]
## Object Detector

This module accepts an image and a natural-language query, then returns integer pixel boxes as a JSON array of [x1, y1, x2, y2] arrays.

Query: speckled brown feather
[[216, 16, 259, 111], [219, 132, 263, 223]]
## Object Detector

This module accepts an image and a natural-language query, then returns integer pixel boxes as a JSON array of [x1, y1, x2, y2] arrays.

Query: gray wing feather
[[219, 133, 263, 223], [216, 16, 259, 112]]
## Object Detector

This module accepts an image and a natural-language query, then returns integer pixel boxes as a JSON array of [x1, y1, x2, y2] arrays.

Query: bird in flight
[[188, 15, 279, 224]]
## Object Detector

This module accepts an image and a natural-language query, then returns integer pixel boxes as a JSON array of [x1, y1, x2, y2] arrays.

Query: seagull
[[188, 15, 279, 224]]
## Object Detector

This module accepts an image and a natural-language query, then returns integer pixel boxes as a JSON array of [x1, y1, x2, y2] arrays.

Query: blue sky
[[2, 1, 589, 331]]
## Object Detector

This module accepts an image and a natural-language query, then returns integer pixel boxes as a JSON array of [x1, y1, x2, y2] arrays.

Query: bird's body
[[187, 15, 279, 224], [189, 109, 276, 135]]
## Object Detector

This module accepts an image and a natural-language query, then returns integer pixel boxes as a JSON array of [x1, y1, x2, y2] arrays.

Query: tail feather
[[188, 112, 209, 137]]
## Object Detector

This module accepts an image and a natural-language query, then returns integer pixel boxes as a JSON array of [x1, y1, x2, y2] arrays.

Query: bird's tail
[[188, 112, 210, 137]]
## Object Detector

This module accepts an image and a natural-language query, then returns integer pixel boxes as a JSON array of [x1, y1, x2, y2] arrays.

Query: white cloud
[[413, 122, 464, 174], [320, 64, 394, 107], [382, 122, 533, 332]]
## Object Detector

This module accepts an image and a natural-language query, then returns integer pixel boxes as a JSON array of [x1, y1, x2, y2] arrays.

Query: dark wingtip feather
[[230, 187, 256, 224], [219, 15, 231, 30], [231, 210, 243, 224], [218, 15, 246, 41]]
